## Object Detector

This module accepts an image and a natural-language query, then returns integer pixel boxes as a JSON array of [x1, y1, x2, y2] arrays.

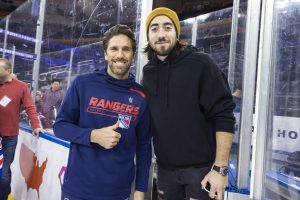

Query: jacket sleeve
[[199, 55, 236, 133], [53, 78, 93, 147], [22, 84, 41, 129], [56, 89, 66, 112], [135, 102, 152, 192]]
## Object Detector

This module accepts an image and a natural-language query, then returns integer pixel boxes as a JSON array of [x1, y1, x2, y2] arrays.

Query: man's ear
[[104, 51, 107, 61]]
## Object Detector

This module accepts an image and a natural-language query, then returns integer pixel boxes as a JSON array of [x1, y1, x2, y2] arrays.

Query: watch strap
[[211, 164, 228, 176]]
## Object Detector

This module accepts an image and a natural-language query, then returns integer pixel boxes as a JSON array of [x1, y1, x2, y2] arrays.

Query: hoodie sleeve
[[22, 82, 41, 129], [135, 102, 152, 192], [199, 55, 236, 133], [53, 78, 93, 146]]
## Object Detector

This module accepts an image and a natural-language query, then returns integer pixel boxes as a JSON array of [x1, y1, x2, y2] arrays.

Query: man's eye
[[150, 27, 158, 32], [123, 48, 131, 52], [165, 26, 172, 31]]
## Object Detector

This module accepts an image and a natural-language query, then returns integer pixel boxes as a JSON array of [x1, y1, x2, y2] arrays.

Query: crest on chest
[[118, 114, 132, 129]]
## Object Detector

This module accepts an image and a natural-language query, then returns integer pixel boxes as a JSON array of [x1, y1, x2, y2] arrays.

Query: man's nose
[[116, 50, 125, 58], [157, 28, 166, 38]]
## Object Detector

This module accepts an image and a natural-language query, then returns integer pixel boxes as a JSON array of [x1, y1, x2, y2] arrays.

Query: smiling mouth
[[156, 42, 169, 45], [113, 60, 126, 64], [113, 61, 127, 66]]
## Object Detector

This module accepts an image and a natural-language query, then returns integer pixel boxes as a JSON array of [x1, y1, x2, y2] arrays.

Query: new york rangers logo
[[118, 114, 132, 129]]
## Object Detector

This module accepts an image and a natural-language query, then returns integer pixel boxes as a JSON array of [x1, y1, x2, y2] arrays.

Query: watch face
[[221, 167, 228, 176]]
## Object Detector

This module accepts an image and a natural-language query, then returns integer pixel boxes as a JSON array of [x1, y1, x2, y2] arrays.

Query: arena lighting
[[0, 48, 34, 59], [1, 45, 103, 65], [41, 57, 70, 66], [1, 48, 100, 68], [0, 28, 38, 43], [0, 28, 72, 49]]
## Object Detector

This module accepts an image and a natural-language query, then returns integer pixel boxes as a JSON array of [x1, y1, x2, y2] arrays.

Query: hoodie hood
[[165, 45, 198, 64], [146, 45, 198, 67], [143, 45, 199, 109], [94, 66, 135, 89]]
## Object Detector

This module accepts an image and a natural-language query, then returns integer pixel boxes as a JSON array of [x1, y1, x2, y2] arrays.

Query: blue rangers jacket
[[54, 67, 152, 200]]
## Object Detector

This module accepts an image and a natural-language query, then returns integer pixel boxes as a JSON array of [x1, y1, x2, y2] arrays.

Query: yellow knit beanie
[[145, 7, 180, 39]]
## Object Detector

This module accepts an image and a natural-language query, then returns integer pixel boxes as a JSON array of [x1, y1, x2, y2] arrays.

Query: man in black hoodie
[[142, 7, 235, 200]]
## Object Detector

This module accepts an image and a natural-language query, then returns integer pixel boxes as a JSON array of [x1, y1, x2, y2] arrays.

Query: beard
[[108, 58, 131, 77], [154, 45, 173, 56], [150, 39, 176, 56]]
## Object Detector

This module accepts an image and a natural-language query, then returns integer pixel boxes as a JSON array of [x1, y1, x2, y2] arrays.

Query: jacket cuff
[[31, 123, 41, 130], [84, 128, 94, 146], [135, 184, 148, 193], [215, 120, 235, 134]]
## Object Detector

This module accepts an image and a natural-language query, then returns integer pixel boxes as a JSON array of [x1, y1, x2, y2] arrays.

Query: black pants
[[156, 166, 213, 200]]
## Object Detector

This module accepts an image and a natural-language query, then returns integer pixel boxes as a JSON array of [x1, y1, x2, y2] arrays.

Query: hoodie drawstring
[[165, 62, 170, 110], [155, 68, 159, 96]]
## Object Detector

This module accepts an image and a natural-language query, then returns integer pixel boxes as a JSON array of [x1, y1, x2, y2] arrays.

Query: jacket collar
[[94, 67, 135, 89]]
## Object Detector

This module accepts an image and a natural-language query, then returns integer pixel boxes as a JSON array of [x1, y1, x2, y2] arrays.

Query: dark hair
[[0, 58, 12, 69], [51, 78, 61, 84], [143, 40, 187, 62], [103, 24, 136, 53]]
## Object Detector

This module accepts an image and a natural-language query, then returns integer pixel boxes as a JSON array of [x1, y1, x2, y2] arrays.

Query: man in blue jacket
[[143, 7, 235, 200], [54, 24, 152, 200]]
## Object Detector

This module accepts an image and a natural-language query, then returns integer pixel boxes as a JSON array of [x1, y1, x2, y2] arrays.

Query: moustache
[[155, 38, 169, 44], [112, 58, 127, 63]]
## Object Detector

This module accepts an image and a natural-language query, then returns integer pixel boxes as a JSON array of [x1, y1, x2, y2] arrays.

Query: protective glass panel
[[0, 19, 6, 57], [0, 0, 142, 131], [263, 1, 300, 199], [195, 1, 249, 190], [196, 7, 232, 75], [180, 18, 194, 45]]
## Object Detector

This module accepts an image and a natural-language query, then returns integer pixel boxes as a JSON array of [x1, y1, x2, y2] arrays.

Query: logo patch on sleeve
[[118, 114, 132, 129]]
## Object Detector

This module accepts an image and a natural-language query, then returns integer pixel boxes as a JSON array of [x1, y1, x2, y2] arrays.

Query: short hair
[[36, 91, 42, 96], [0, 58, 12, 69], [51, 78, 61, 84], [103, 24, 136, 53]]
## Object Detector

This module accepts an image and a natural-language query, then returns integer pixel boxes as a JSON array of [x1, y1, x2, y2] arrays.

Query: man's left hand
[[201, 170, 228, 200], [133, 190, 144, 200], [32, 128, 46, 137]]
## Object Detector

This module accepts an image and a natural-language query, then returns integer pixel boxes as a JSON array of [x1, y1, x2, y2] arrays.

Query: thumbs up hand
[[90, 121, 122, 149]]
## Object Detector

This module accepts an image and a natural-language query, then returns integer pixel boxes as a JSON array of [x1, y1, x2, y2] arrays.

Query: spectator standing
[[41, 79, 65, 129]]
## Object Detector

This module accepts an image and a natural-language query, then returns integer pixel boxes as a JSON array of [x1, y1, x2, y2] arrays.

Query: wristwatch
[[211, 164, 228, 176]]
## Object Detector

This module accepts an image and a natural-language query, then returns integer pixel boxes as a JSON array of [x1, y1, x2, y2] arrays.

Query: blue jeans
[[0, 136, 18, 200]]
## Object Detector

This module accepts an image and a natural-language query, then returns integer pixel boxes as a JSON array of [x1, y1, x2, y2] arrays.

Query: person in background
[[0, 58, 45, 200], [35, 91, 43, 114], [54, 24, 152, 200], [41, 78, 65, 129], [142, 7, 235, 200], [232, 80, 242, 113]]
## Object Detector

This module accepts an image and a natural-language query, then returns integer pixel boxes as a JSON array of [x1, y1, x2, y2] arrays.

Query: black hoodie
[[142, 45, 235, 170]]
